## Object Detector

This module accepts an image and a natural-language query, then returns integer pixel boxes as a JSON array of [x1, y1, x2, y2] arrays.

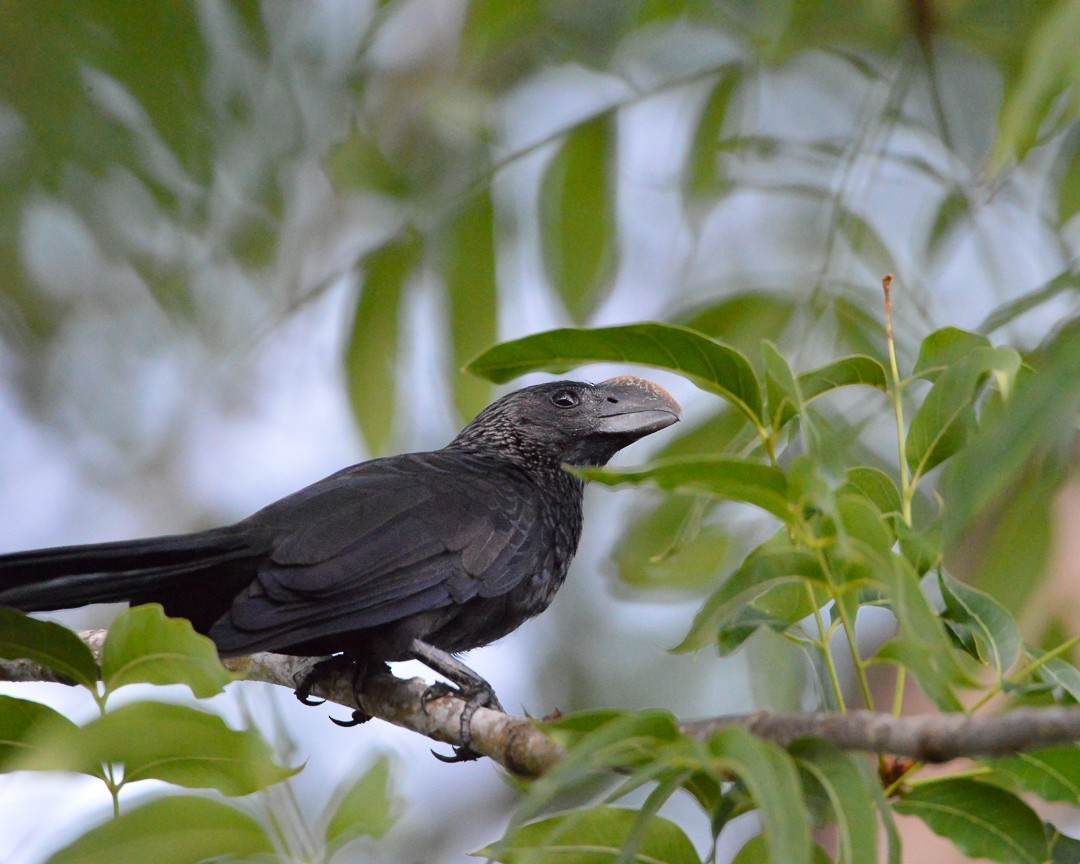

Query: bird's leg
[[409, 638, 504, 763]]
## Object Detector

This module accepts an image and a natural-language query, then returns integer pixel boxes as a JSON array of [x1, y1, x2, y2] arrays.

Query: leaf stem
[[970, 634, 1080, 712], [883, 275, 913, 526], [806, 581, 847, 712]]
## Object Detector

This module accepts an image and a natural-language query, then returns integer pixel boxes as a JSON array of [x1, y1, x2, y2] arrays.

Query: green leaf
[[674, 538, 823, 654], [540, 114, 618, 322], [906, 346, 1021, 480], [575, 457, 789, 523], [732, 836, 831, 864], [482, 805, 699, 864], [926, 192, 970, 261], [988, 746, 1080, 804], [790, 739, 878, 864], [762, 340, 801, 430], [841, 467, 901, 518], [467, 323, 764, 426], [1031, 648, 1080, 703], [944, 321, 1080, 545], [325, 756, 397, 852], [0, 695, 87, 774], [1059, 133, 1080, 224], [709, 727, 811, 864], [100, 605, 232, 698], [679, 292, 796, 359], [895, 779, 1048, 864], [912, 327, 992, 381], [445, 191, 496, 421], [684, 71, 740, 203], [798, 355, 888, 402], [614, 496, 730, 593], [993, 0, 1080, 166], [836, 493, 895, 556], [0, 608, 98, 690], [18, 701, 295, 795], [46, 796, 273, 864], [938, 573, 1021, 677], [346, 233, 422, 454]]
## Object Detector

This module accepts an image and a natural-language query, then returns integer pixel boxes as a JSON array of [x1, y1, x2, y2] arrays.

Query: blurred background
[[2, 1, 1080, 861]]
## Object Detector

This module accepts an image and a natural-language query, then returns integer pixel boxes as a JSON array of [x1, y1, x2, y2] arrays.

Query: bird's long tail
[[0, 527, 259, 613]]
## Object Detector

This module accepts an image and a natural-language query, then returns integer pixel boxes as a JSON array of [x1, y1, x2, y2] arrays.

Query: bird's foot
[[422, 679, 504, 763], [294, 655, 374, 726]]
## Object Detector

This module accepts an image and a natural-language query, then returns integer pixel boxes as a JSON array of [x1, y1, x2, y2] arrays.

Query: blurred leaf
[[575, 457, 789, 523], [944, 321, 1080, 546], [980, 272, 1080, 334], [327, 127, 412, 198], [654, 407, 755, 460], [684, 71, 740, 203], [445, 191, 497, 421], [679, 292, 797, 361], [988, 746, 1080, 803], [798, 355, 887, 402], [1050, 830, 1080, 863], [950, 451, 1064, 616], [895, 779, 1048, 864], [709, 727, 811, 864], [838, 207, 892, 274], [540, 114, 618, 322], [100, 605, 231, 698], [46, 796, 273, 864], [790, 739, 879, 864], [19, 701, 295, 795], [0, 608, 98, 690], [482, 805, 699, 864], [732, 836, 831, 864], [1028, 647, 1080, 702], [1059, 133, 1080, 223], [346, 233, 422, 454], [926, 192, 970, 261], [897, 521, 942, 576], [468, 323, 764, 425], [614, 496, 729, 593], [519, 711, 685, 826], [762, 340, 801, 430], [912, 327, 992, 381], [842, 466, 901, 517], [0, 696, 87, 774], [325, 755, 398, 854], [938, 573, 1021, 677], [674, 537, 823, 654], [994, 0, 1080, 166], [906, 346, 1021, 480]]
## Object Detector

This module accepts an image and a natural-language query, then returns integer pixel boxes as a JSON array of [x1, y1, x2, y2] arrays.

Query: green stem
[[814, 547, 876, 712], [891, 666, 906, 717], [805, 581, 847, 712], [883, 276, 913, 526]]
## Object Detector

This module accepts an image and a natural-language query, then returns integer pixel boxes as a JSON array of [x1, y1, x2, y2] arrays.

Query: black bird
[[0, 376, 679, 755]]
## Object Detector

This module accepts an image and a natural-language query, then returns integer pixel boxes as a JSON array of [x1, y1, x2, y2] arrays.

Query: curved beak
[[594, 376, 681, 438]]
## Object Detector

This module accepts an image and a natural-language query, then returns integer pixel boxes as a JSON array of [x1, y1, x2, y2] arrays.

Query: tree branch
[[4, 630, 1080, 776]]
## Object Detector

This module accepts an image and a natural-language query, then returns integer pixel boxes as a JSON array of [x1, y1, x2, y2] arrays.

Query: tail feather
[[0, 528, 259, 612]]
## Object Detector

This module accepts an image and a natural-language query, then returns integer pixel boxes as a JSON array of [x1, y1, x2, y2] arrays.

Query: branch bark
[[4, 630, 1080, 776]]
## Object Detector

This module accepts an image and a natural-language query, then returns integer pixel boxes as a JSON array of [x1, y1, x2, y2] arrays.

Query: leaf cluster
[[467, 318, 1080, 864], [0, 605, 397, 864]]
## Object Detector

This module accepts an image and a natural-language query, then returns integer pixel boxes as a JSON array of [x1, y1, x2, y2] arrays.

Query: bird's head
[[451, 376, 681, 468]]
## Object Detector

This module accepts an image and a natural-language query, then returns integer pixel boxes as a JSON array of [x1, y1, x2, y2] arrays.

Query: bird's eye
[[550, 389, 581, 409]]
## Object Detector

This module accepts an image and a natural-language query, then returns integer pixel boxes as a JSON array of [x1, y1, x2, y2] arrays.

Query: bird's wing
[[209, 453, 545, 653]]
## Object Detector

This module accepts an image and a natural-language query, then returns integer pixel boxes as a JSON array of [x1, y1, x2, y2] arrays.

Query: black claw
[[330, 709, 372, 728], [297, 693, 326, 707], [431, 746, 482, 763]]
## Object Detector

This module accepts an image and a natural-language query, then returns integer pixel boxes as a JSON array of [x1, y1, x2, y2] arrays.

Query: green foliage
[[471, 317, 1080, 863], [0, 608, 398, 862]]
